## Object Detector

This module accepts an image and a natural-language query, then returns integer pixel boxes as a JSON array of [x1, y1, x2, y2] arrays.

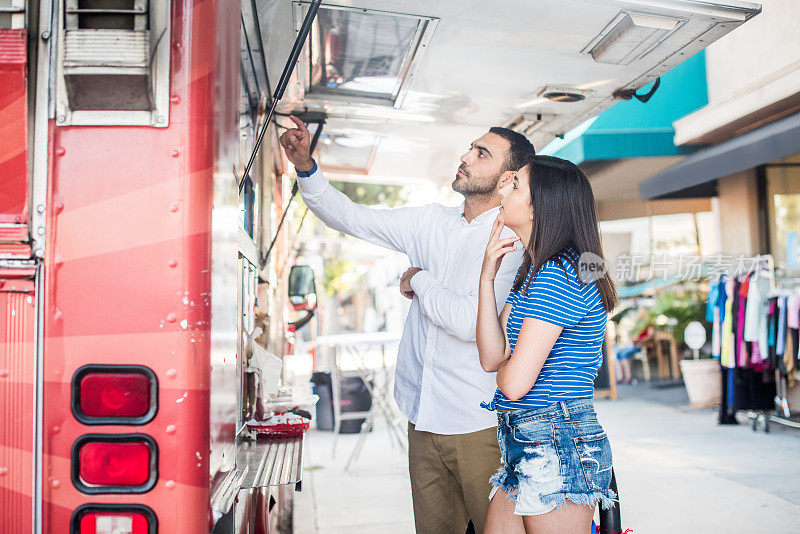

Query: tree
[[331, 181, 407, 207], [323, 257, 355, 296]]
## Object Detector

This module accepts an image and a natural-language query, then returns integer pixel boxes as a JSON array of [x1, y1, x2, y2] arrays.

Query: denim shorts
[[489, 398, 617, 516], [615, 346, 640, 360]]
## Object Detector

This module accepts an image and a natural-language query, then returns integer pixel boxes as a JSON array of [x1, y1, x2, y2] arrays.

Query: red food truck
[[0, 0, 760, 532]]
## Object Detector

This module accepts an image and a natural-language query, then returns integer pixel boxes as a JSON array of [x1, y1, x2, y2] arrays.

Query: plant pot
[[679, 358, 721, 408]]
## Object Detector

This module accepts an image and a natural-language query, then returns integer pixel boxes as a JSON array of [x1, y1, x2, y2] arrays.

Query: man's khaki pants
[[407, 422, 501, 534]]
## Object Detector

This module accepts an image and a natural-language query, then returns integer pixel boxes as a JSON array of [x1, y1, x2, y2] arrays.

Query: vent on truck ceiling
[[293, 2, 438, 107], [56, 0, 171, 126], [505, 112, 556, 137], [583, 11, 684, 66]]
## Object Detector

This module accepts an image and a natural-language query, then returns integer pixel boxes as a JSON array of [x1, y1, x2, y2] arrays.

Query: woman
[[615, 307, 653, 384], [476, 155, 618, 533]]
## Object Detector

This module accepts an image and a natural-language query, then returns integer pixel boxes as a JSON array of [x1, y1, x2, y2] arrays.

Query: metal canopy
[[245, 0, 761, 185], [639, 111, 800, 199]]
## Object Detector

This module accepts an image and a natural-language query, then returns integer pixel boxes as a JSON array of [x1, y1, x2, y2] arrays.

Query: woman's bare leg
[[621, 359, 632, 383], [522, 501, 595, 534], [483, 488, 525, 534]]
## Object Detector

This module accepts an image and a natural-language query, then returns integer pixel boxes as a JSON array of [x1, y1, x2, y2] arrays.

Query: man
[[280, 115, 533, 534]]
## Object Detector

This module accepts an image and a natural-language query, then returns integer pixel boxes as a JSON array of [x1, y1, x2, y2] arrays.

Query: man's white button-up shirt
[[298, 167, 523, 434]]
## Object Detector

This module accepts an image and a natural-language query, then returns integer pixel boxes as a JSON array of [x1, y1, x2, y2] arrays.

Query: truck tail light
[[72, 435, 158, 493], [79, 512, 148, 533], [80, 373, 150, 417], [80, 441, 149, 485], [71, 504, 157, 534], [72, 365, 158, 425]]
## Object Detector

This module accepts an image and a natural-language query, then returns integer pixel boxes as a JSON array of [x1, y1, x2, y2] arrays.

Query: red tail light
[[72, 435, 158, 493], [80, 441, 150, 486], [72, 365, 158, 425], [79, 511, 149, 533], [80, 373, 150, 417], [71, 505, 156, 534]]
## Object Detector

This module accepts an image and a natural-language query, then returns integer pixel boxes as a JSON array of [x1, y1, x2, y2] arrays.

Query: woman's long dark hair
[[513, 155, 617, 313]]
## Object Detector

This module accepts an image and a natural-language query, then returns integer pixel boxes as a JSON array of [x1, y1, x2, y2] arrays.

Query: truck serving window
[[294, 3, 438, 107]]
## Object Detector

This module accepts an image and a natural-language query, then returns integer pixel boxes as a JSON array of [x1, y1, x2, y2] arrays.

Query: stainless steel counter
[[237, 434, 304, 490]]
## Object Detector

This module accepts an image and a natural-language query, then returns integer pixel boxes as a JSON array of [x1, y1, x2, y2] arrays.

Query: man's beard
[[452, 166, 499, 197]]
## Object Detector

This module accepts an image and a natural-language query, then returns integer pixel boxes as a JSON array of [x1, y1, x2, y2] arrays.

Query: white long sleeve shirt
[[298, 167, 523, 434]]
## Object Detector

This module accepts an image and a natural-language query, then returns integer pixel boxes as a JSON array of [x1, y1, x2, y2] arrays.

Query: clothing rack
[[707, 256, 800, 432], [706, 254, 775, 288], [733, 261, 800, 432], [745, 256, 777, 431], [754, 276, 800, 432], [768, 277, 800, 295], [749, 254, 775, 288], [710, 255, 780, 429]]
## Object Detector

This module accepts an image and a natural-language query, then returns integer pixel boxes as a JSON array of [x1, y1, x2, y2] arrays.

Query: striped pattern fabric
[[486, 247, 607, 410]]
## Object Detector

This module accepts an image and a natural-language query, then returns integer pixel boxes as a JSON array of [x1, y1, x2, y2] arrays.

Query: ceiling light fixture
[[534, 85, 592, 104], [542, 91, 585, 103]]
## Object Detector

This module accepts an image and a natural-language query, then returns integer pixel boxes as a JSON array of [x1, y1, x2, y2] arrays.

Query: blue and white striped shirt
[[483, 247, 607, 411]]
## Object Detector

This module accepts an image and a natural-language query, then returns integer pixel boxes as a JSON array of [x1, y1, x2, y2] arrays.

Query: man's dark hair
[[489, 127, 536, 172]]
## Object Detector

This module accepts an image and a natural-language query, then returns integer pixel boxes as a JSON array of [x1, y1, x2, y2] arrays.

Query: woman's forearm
[[476, 277, 507, 372], [496, 358, 535, 401]]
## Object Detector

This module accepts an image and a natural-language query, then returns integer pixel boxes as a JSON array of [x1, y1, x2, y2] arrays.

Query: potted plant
[[652, 290, 721, 408]]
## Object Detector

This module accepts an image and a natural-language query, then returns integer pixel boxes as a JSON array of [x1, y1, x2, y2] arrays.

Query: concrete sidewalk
[[294, 420, 413, 534], [602, 385, 800, 533], [294, 384, 800, 533]]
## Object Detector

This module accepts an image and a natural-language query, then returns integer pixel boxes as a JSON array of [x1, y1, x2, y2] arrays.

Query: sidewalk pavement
[[293, 420, 413, 534], [294, 383, 800, 534]]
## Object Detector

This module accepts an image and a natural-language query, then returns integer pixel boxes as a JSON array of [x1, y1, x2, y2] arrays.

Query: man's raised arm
[[280, 115, 423, 255], [404, 232, 521, 342]]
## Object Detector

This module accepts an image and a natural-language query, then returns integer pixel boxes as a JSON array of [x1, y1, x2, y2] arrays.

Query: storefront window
[[600, 212, 714, 283], [765, 159, 800, 277]]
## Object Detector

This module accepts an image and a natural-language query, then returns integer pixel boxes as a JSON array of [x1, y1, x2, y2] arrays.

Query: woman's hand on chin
[[481, 213, 519, 283]]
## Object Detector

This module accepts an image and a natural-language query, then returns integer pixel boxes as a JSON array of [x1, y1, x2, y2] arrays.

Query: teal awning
[[540, 51, 708, 164]]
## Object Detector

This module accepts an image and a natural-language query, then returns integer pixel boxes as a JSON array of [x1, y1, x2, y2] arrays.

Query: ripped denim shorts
[[490, 398, 618, 516]]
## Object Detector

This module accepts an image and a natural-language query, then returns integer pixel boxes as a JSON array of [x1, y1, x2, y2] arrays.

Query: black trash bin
[[310, 371, 373, 434], [310, 371, 334, 431]]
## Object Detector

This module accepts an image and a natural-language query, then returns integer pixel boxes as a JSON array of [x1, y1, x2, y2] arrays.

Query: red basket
[[247, 419, 310, 438]]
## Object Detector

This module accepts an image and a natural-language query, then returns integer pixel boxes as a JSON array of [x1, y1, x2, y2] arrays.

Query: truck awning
[[640, 111, 800, 199], [247, 0, 761, 186]]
